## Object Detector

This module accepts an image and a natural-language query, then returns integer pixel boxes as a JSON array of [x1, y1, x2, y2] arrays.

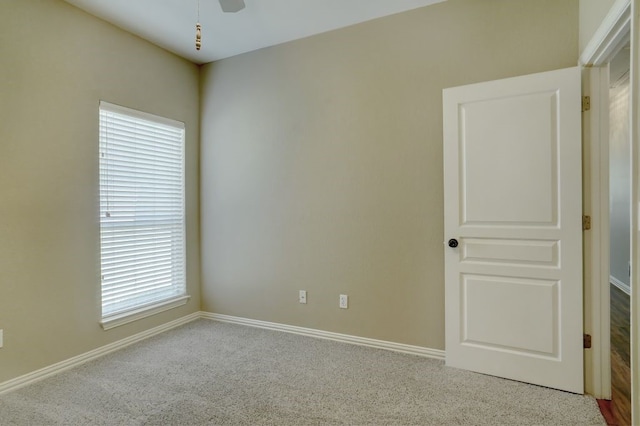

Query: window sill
[[100, 295, 191, 330]]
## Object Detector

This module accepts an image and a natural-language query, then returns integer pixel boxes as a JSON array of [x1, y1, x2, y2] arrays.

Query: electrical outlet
[[339, 294, 348, 309], [0, 329, 3, 348], [299, 290, 307, 304]]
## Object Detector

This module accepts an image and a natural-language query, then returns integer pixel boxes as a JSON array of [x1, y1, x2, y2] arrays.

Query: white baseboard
[[610, 275, 631, 296], [0, 311, 201, 396], [202, 312, 445, 360]]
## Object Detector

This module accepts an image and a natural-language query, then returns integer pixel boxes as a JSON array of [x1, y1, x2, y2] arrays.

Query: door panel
[[443, 67, 583, 393], [463, 275, 558, 355], [461, 92, 558, 225], [462, 238, 559, 266]]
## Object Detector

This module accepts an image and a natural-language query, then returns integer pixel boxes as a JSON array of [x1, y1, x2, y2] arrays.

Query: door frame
[[579, 0, 633, 413]]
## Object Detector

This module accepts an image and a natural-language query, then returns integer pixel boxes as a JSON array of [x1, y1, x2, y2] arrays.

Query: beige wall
[[200, 0, 579, 349], [0, 0, 200, 383], [579, 0, 618, 53]]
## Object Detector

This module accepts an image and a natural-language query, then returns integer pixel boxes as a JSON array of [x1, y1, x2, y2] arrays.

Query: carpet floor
[[0, 319, 606, 425]]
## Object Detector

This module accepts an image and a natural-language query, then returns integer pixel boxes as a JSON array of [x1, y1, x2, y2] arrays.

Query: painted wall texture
[[200, 0, 579, 350], [579, 0, 618, 53], [0, 0, 201, 384]]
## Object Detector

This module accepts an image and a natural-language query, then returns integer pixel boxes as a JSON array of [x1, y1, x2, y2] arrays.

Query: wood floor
[[610, 284, 631, 426]]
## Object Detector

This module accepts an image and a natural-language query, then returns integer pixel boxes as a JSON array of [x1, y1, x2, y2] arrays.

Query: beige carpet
[[0, 319, 605, 425]]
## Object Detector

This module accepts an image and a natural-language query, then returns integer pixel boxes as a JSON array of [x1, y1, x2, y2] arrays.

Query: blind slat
[[99, 101, 186, 318]]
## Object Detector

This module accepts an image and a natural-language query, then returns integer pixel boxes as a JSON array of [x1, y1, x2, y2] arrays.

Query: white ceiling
[[64, 0, 445, 64]]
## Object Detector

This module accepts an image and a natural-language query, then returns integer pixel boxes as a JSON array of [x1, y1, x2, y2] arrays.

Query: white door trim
[[581, 0, 631, 67], [579, 0, 633, 413], [582, 66, 612, 400], [630, 2, 639, 422]]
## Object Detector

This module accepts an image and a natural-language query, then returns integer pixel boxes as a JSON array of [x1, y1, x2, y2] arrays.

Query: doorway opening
[[608, 43, 632, 426]]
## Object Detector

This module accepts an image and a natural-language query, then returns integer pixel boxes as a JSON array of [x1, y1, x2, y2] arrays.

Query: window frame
[[98, 101, 189, 330]]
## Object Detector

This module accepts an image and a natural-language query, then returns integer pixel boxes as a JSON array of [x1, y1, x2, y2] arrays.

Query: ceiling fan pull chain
[[196, 23, 202, 51], [195, 0, 202, 51]]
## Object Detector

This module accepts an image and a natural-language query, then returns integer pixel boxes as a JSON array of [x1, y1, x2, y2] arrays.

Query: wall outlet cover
[[339, 294, 348, 309]]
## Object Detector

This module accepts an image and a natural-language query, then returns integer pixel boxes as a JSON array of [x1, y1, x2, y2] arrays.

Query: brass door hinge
[[583, 215, 591, 230], [582, 96, 591, 112], [584, 334, 592, 349]]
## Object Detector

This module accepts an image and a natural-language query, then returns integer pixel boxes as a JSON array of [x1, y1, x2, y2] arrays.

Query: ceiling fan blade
[[219, 0, 245, 13]]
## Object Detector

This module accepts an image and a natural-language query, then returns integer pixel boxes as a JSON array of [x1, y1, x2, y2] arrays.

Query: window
[[99, 101, 188, 329]]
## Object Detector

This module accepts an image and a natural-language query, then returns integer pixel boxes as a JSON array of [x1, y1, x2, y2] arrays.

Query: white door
[[443, 67, 583, 394]]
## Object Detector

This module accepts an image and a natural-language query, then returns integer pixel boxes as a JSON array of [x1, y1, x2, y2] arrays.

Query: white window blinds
[[99, 101, 186, 319]]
